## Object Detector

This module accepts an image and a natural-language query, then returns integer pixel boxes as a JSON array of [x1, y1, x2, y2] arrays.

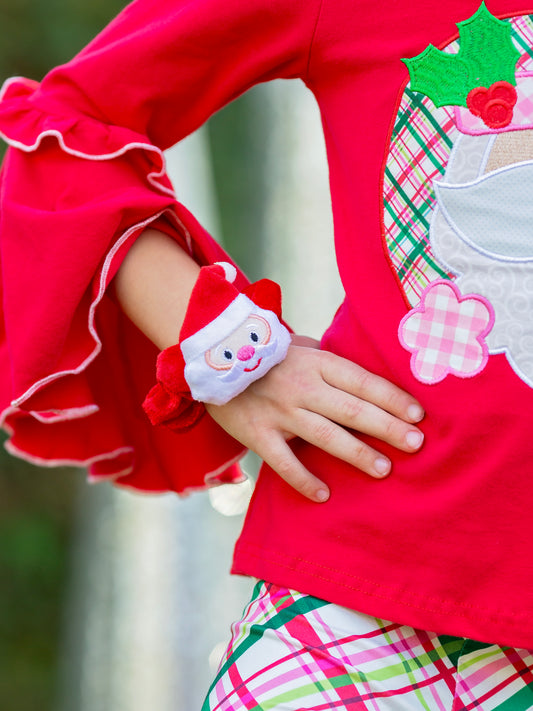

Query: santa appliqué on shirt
[[385, 3, 533, 388]]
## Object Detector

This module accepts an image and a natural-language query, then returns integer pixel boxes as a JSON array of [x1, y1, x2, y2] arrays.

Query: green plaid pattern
[[383, 14, 533, 307], [203, 582, 533, 710]]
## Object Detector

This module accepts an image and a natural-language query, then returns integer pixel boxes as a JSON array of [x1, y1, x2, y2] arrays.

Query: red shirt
[[1, 0, 532, 648]]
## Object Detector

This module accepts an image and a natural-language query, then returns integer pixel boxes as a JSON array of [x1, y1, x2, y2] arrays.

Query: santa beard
[[184, 315, 292, 406]]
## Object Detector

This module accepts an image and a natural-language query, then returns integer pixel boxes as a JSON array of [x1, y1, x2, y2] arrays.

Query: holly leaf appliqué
[[403, 2, 520, 107]]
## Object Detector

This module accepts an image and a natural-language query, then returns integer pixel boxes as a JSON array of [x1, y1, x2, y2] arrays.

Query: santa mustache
[[216, 338, 282, 383]]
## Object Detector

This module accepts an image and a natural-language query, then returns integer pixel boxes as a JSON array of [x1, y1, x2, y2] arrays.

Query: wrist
[[143, 262, 291, 429], [290, 334, 321, 349]]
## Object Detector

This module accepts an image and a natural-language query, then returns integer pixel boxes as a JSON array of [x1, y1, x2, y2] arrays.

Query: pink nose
[[237, 345, 255, 361]]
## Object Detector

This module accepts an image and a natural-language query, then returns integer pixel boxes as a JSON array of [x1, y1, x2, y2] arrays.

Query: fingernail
[[406, 430, 424, 449], [374, 458, 391, 477], [316, 489, 330, 502], [407, 404, 425, 422]]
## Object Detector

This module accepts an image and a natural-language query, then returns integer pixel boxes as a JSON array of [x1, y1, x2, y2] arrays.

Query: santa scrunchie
[[142, 262, 292, 432]]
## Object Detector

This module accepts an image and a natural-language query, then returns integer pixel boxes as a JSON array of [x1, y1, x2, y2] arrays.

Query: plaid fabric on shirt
[[383, 90, 455, 306], [203, 581, 533, 711]]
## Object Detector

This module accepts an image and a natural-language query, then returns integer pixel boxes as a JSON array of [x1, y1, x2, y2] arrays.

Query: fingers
[[294, 412, 423, 479], [291, 410, 393, 479], [257, 431, 331, 503], [206, 345, 427, 504], [320, 353, 424, 423], [302, 386, 424, 455], [206, 398, 331, 503]]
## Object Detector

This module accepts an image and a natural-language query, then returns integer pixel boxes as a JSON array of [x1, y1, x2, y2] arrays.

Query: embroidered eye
[[243, 316, 270, 345], [205, 344, 237, 370]]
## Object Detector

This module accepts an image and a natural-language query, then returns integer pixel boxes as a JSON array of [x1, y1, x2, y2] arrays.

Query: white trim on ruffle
[[0, 77, 175, 197], [28, 405, 100, 423], [4, 428, 134, 471]]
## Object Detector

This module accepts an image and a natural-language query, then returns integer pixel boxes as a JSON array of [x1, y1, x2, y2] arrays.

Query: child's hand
[[205, 335, 425, 503]]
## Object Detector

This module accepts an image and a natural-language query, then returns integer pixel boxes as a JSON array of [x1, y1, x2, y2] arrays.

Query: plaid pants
[[203, 581, 533, 710]]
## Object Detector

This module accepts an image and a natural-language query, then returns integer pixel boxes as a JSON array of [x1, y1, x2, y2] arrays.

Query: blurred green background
[[0, 1, 269, 708]]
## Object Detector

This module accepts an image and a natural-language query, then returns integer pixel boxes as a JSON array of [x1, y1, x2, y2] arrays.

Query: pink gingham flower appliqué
[[399, 280, 495, 384]]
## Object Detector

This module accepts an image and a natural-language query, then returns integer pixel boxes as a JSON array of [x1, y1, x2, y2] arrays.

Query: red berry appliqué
[[466, 81, 517, 128]]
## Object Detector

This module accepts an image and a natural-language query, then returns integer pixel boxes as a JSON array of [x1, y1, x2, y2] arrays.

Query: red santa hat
[[180, 262, 258, 364]]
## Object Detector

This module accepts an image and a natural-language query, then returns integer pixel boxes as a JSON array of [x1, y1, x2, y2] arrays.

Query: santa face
[[183, 306, 291, 405], [204, 315, 271, 372]]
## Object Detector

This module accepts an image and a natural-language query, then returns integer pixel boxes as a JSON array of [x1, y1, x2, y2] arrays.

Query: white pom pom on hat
[[213, 261, 237, 283]]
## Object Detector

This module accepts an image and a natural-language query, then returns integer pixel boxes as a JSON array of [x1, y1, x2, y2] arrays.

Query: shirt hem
[[232, 541, 533, 651]]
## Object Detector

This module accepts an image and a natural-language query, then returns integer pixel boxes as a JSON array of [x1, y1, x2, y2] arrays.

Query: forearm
[[113, 228, 200, 349]]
